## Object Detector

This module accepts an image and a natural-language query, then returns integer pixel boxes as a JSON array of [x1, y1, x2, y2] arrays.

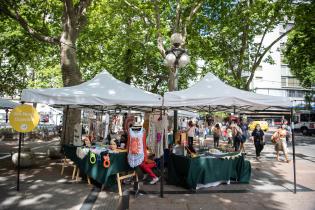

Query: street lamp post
[[164, 33, 190, 141]]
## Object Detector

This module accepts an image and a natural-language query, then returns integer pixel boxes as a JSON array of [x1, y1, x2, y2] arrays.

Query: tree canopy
[[0, 0, 301, 97], [284, 1, 315, 88]]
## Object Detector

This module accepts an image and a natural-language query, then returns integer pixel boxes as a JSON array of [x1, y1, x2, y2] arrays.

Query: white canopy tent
[[164, 72, 297, 194], [21, 70, 163, 108], [0, 98, 19, 109], [164, 72, 291, 111]]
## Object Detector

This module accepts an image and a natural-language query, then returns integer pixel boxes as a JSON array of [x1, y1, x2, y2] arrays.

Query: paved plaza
[[0, 132, 315, 210]]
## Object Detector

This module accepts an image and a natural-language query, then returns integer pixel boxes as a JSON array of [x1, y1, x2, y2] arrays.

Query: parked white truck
[[294, 110, 315, 135]]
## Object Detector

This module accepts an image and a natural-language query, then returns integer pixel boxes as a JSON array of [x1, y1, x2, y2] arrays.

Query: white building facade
[[249, 22, 312, 107]]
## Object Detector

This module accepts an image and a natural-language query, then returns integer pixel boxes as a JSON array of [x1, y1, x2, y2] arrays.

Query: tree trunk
[[60, 5, 82, 145]]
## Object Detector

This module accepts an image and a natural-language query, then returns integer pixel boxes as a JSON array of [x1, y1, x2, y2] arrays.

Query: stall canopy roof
[[0, 98, 19, 109], [21, 70, 162, 107], [164, 72, 291, 111]]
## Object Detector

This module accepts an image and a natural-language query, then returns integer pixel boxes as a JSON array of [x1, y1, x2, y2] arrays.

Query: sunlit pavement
[[0, 132, 314, 210]]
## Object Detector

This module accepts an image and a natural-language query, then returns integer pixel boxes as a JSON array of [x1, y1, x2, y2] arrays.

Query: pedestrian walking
[[271, 124, 290, 163], [251, 124, 265, 159]]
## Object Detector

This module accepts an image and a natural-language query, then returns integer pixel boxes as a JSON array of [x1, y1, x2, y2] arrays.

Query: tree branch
[[253, 26, 269, 65], [75, 0, 92, 18], [0, 6, 60, 44], [187, 0, 204, 23], [124, 0, 154, 25], [236, 23, 249, 79], [246, 27, 294, 89], [182, 0, 204, 43], [174, 0, 181, 33], [153, 0, 166, 58]]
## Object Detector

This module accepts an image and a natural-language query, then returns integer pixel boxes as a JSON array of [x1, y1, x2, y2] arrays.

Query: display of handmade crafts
[[103, 154, 110, 168], [90, 152, 96, 164]]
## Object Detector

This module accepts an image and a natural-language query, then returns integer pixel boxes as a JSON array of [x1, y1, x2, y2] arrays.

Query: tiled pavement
[[0, 133, 314, 210]]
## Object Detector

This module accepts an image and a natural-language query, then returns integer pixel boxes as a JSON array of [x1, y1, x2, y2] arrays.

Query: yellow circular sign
[[9, 104, 40, 133]]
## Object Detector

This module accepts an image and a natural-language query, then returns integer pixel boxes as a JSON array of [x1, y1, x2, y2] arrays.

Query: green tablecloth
[[168, 153, 251, 189], [63, 145, 132, 187]]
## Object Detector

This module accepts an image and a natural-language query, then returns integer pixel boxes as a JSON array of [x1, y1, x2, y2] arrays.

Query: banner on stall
[[9, 104, 40, 133]]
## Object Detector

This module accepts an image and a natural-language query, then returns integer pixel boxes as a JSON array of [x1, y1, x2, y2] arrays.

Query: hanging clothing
[[124, 115, 135, 132], [127, 128, 145, 168], [103, 113, 110, 144], [147, 114, 168, 158]]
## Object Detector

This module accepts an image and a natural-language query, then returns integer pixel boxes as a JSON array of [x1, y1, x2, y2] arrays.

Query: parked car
[[249, 120, 269, 131]]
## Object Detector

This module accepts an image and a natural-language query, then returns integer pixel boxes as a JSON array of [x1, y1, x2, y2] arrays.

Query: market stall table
[[168, 153, 251, 189], [63, 145, 132, 187]]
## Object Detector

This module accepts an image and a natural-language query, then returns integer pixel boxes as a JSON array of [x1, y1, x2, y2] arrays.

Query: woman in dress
[[271, 124, 290, 163]]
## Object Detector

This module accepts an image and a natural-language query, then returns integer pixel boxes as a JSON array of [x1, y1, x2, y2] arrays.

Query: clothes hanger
[[131, 125, 142, 131]]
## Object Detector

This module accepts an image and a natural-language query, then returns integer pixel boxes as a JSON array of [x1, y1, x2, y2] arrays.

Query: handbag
[[271, 132, 279, 144]]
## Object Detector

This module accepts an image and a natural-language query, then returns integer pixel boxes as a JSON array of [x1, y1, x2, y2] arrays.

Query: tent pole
[[291, 108, 297, 194], [160, 107, 164, 198], [62, 105, 69, 146]]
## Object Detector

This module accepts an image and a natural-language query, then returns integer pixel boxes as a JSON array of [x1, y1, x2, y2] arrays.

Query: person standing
[[227, 124, 233, 145], [271, 124, 290, 163], [187, 121, 196, 153], [181, 119, 187, 130], [212, 124, 221, 148], [221, 123, 227, 142], [252, 124, 265, 159], [231, 123, 243, 152]]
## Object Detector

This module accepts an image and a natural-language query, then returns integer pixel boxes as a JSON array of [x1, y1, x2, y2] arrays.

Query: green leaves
[[0, 0, 301, 96], [284, 1, 315, 88]]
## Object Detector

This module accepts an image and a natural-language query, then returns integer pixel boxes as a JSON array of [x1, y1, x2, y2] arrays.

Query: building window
[[281, 77, 287, 87], [287, 90, 305, 98], [288, 77, 300, 87], [281, 77, 301, 88]]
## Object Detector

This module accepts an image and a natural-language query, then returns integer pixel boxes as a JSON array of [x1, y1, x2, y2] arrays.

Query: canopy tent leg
[[62, 105, 69, 146], [173, 110, 178, 145], [160, 107, 164, 198], [291, 108, 297, 194]]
